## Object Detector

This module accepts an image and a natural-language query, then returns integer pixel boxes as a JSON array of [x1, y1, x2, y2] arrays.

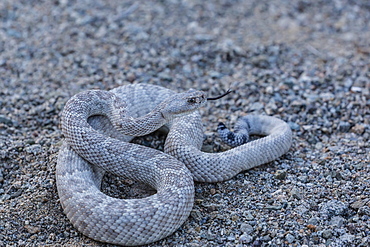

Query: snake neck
[[112, 109, 167, 136], [63, 90, 170, 138]]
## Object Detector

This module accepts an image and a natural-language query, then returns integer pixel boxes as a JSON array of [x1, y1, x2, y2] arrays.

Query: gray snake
[[56, 83, 292, 246]]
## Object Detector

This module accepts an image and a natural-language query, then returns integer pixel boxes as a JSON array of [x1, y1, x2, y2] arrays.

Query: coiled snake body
[[56, 83, 292, 246]]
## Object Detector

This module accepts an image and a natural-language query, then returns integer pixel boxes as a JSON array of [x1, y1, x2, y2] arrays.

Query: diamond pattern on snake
[[56, 83, 292, 246]]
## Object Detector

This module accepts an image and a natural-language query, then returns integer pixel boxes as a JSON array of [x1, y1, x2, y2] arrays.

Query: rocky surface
[[0, 0, 369, 246]]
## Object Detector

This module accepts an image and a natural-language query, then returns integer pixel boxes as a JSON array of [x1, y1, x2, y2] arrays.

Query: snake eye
[[188, 98, 196, 103]]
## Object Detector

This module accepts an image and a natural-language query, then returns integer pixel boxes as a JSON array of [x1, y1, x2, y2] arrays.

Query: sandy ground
[[0, 0, 369, 246]]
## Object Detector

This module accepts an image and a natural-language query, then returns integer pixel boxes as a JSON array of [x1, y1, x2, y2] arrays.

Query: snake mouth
[[171, 107, 199, 119]]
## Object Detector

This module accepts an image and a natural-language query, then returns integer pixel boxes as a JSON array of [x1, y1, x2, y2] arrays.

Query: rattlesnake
[[56, 83, 292, 246]]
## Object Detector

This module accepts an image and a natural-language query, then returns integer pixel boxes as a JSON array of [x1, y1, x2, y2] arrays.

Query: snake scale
[[56, 83, 292, 246]]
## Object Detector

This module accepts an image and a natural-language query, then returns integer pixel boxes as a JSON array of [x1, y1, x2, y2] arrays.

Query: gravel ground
[[0, 0, 369, 246]]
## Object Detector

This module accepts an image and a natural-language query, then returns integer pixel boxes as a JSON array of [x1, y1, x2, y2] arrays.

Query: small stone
[[319, 200, 348, 220], [231, 215, 239, 221], [10, 190, 22, 198], [315, 142, 323, 150], [319, 92, 335, 101], [186, 243, 201, 247], [291, 100, 306, 107], [244, 211, 254, 221], [208, 71, 222, 79], [0, 115, 13, 126], [322, 229, 333, 239], [338, 121, 351, 132], [330, 216, 345, 227], [252, 239, 263, 246], [249, 102, 264, 111], [1, 194, 11, 201], [190, 210, 202, 221], [240, 223, 254, 234], [24, 225, 40, 234], [239, 233, 253, 244], [265, 86, 274, 94], [25, 144, 43, 155], [158, 72, 172, 81], [295, 205, 309, 215], [251, 55, 269, 68], [285, 233, 295, 243], [265, 204, 283, 210], [227, 234, 235, 241], [275, 170, 287, 180], [358, 206, 370, 216], [194, 34, 214, 42], [350, 124, 365, 135], [284, 77, 297, 88], [340, 233, 355, 242], [288, 122, 300, 131], [126, 72, 136, 82], [308, 217, 320, 225], [350, 86, 363, 92], [201, 144, 214, 153], [290, 187, 302, 200], [306, 224, 316, 231], [297, 175, 308, 183], [334, 171, 344, 180]]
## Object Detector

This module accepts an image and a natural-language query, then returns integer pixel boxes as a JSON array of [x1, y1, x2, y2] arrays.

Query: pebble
[[350, 200, 366, 209], [358, 206, 370, 216], [351, 124, 365, 135], [24, 225, 41, 234], [290, 187, 303, 200], [240, 223, 254, 234], [275, 170, 287, 180], [339, 233, 355, 243], [322, 229, 333, 239], [307, 217, 320, 226], [249, 102, 264, 111], [338, 121, 352, 132], [239, 234, 253, 244], [319, 200, 349, 220], [25, 144, 43, 155], [285, 233, 295, 243], [330, 216, 346, 227], [243, 211, 255, 221], [288, 122, 300, 131], [0, 115, 13, 126]]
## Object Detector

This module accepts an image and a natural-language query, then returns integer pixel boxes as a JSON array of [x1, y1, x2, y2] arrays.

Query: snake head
[[160, 89, 207, 121]]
